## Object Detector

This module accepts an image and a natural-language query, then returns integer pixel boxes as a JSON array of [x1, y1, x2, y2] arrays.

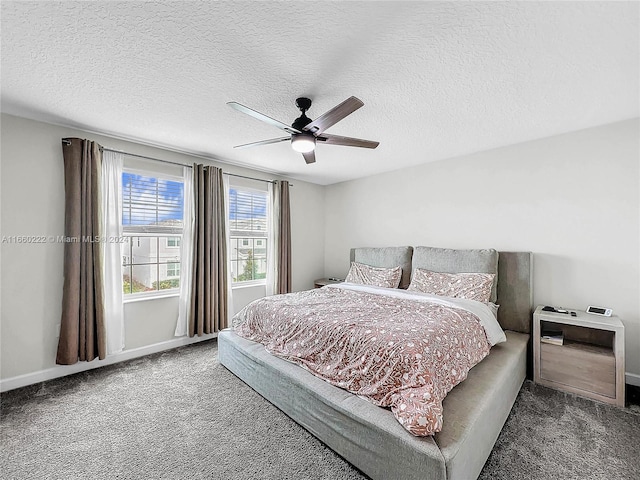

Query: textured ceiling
[[2, 1, 638, 185]]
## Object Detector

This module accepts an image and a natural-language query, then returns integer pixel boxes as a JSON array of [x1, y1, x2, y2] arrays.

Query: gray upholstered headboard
[[348, 247, 533, 334], [495, 251, 533, 334]]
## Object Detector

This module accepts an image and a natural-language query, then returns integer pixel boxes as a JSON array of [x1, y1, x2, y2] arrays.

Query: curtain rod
[[60, 140, 291, 186]]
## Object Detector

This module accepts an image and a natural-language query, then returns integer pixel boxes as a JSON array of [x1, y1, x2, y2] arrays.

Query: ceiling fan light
[[291, 134, 316, 153]]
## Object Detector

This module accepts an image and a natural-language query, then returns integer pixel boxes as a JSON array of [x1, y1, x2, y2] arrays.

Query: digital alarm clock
[[586, 306, 612, 317]]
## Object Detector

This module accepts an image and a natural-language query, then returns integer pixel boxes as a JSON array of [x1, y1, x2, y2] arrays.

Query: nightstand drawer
[[540, 342, 615, 398]]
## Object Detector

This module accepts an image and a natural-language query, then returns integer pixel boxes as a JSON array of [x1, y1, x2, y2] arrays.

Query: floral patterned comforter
[[232, 283, 503, 436]]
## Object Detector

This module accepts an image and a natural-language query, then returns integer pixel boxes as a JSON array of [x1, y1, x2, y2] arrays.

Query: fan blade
[[233, 137, 290, 149], [318, 134, 379, 149], [302, 150, 316, 164], [227, 102, 301, 134], [303, 96, 364, 135]]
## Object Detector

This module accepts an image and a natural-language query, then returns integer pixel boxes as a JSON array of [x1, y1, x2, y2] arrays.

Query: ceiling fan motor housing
[[292, 114, 312, 131]]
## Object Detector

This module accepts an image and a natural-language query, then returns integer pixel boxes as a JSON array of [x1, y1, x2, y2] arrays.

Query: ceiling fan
[[227, 96, 379, 164]]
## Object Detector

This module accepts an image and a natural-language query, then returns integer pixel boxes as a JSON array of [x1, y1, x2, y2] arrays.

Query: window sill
[[123, 291, 180, 303], [231, 282, 266, 290]]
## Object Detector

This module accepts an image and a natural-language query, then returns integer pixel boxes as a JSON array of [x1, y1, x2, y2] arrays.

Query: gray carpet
[[1, 340, 638, 480]]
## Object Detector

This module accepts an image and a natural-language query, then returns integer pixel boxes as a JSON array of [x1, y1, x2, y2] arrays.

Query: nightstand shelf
[[533, 306, 625, 406]]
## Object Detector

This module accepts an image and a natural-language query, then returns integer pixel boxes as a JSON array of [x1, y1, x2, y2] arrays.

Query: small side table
[[314, 278, 343, 288], [533, 305, 625, 407]]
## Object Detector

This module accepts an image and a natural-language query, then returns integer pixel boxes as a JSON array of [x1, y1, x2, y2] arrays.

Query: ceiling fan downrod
[[292, 97, 313, 131]]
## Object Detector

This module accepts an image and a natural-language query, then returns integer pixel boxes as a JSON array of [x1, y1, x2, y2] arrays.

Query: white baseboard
[[0, 334, 217, 393], [626, 372, 640, 387], [4, 337, 639, 392]]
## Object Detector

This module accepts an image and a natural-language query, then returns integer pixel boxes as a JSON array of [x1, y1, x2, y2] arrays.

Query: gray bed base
[[219, 329, 527, 480], [218, 250, 533, 480]]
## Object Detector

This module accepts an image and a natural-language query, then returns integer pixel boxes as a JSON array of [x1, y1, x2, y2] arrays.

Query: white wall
[[0, 113, 325, 383], [324, 119, 640, 381]]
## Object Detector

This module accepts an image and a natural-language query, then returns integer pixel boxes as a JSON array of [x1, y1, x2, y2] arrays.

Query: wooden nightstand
[[313, 278, 343, 288], [533, 306, 625, 407]]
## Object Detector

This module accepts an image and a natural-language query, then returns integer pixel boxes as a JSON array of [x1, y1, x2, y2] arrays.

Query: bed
[[219, 247, 533, 480]]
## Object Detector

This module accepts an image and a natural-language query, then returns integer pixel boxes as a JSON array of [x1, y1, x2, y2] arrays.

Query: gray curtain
[[56, 138, 106, 365], [189, 164, 228, 335], [275, 181, 292, 294]]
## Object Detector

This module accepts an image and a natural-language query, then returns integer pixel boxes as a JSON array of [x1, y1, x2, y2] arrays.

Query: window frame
[[228, 182, 269, 288], [121, 167, 185, 300]]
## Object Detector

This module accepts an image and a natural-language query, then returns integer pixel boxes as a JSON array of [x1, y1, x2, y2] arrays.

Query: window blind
[[122, 172, 184, 234], [228, 188, 267, 238]]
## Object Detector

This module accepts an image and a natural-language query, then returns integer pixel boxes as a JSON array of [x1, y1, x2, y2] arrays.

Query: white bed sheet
[[325, 282, 507, 346]]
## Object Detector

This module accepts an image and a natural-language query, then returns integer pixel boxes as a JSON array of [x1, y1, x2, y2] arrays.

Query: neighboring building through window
[[166, 262, 180, 277], [121, 170, 184, 295], [228, 182, 268, 284]]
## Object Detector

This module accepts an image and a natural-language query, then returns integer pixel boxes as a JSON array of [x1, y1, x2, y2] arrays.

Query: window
[[228, 185, 268, 284], [121, 171, 184, 295], [166, 262, 180, 277]]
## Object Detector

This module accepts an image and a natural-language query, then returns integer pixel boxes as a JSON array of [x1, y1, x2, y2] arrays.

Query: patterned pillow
[[344, 262, 402, 289], [408, 268, 495, 302]]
